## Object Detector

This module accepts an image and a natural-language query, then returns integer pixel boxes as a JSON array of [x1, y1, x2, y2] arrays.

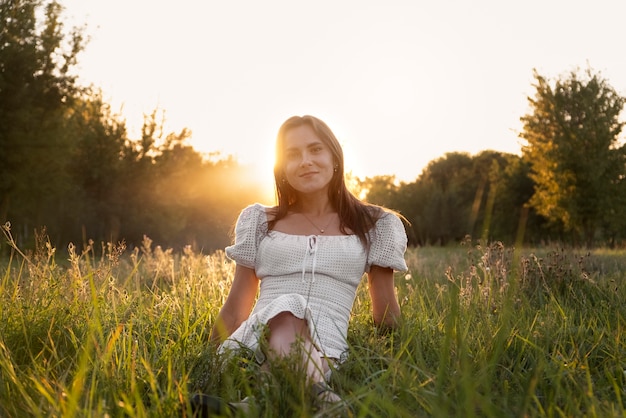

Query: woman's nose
[[300, 153, 313, 166]]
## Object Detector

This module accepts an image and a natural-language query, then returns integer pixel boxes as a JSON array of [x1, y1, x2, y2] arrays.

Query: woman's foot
[[226, 396, 251, 415], [311, 381, 348, 413]]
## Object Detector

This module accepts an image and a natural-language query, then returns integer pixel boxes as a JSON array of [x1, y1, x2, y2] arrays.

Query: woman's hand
[[210, 265, 259, 346]]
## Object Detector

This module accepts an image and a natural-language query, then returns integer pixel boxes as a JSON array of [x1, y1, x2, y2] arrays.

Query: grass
[[0, 223, 625, 417]]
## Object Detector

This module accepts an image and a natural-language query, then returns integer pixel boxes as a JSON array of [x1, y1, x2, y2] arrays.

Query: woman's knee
[[268, 312, 307, 333], [266, 312, 309, 353]]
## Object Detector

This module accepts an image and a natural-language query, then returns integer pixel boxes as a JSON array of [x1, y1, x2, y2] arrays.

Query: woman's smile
[[282, 125, 334, 195]]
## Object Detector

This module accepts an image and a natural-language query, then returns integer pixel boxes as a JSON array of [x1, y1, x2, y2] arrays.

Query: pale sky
[[63, 0, 626, 188]]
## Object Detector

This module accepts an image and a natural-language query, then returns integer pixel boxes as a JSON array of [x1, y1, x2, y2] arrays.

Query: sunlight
[[248, 143, 276, 205], [340, 139, 364, 181], [189, 129, 276, 206], [62, 0, 626, 185], [248, 159, 276, 206]]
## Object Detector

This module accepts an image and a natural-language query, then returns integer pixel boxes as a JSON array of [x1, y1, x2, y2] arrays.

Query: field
[[1, 224, 625, 417]]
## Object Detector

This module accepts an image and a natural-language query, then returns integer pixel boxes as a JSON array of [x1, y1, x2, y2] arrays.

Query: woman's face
[[281, 124, 335, 196]]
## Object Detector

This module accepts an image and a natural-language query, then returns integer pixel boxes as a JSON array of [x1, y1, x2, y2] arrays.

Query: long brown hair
[[270, 115, 382, 246]]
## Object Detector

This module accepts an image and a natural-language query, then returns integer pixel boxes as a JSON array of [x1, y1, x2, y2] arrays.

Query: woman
[[194, 115, 407, 414]]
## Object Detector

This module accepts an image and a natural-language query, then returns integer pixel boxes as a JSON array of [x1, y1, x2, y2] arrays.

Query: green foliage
[[0, 0, 85, 237], [361, 67, 626, 247], [0, 1, 267, 253], [364, 151, 546, 246], [520, 67, 626, 246], [1, 225, 625, 417]]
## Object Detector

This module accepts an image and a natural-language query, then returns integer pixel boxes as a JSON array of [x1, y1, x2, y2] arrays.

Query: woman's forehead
[[283, 125, 323, 148]]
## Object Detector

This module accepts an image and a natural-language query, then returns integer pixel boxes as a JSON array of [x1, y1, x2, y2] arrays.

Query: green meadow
[[1, 224, 624, 417]]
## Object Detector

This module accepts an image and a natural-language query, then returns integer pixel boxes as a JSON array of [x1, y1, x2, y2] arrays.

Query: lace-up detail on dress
[[302, 235, 319, 283]]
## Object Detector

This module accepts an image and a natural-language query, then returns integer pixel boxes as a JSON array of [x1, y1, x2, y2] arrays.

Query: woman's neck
[[294, 194, 334, 216]]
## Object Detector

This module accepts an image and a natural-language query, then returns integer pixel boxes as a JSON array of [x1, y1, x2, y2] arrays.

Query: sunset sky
[[63, 0, 626, 188]]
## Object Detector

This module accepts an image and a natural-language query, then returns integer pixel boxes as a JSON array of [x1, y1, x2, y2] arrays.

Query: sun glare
[[249, 158, 276, 206]]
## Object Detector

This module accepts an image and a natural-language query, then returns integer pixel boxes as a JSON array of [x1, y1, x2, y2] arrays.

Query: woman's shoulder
[[378, 208, 407, 224], [361, 203, 405, 224], [241, 203, 278, 222], [366, 206, 408, 236]]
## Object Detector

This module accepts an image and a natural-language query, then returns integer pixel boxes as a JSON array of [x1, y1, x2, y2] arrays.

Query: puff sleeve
[[225, 204, 268, 269], [366, 211, 408, 272]]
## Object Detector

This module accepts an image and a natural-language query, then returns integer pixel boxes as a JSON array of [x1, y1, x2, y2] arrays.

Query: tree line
[[361, 67, 625, 248], [2, 1, 625, 253], [0, 1, 266, 253]]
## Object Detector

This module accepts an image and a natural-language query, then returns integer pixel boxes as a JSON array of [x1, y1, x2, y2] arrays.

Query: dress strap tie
[[302, 235, 319, 283]]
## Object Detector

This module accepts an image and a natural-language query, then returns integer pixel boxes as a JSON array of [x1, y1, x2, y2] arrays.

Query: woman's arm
[[209, 264, 260, 346], [367, 265, 401, 329]]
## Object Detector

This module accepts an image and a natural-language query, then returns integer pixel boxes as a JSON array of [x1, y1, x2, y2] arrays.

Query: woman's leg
[[265, 312, 344, 408], [266, 311, 327, 383]]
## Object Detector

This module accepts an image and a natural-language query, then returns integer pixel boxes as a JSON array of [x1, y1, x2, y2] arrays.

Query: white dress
[[220, 203, 408, 363]]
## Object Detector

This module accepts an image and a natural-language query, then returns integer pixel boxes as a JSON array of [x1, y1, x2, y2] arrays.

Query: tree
[[0, 1, 271, 253], [520, 68, 626, 246], [488, 154, 547, 245], [361, 175, 400, 207], [364, 151, 546, 246], [418, 152, 476, 245], [66, 91, 128, 243], [371, 152, 478, 246], [0, 0, 85, 242]]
